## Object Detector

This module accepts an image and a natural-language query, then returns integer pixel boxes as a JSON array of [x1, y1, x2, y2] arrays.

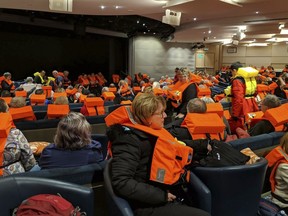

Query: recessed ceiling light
[[137, 20, 140, 24], [100, 5, 105, 9], [203, 32, 206, 34], [255, 11, 259, 14], [143, 23, 145, 26], [115, 6, 119, 9], [193, 17, 197, 21], [208, 30, 212, 34]]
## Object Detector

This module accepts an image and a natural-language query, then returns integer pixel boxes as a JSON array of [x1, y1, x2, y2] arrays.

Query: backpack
[[258, 197, 287, 216], [13, 194, 86, 216], [199, 139, 250, 167]]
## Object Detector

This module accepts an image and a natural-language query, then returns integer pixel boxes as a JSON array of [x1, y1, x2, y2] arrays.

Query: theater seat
[[104, 159, 134, 216], [191, 158, 268, 216], [0, 176, 94, 216]]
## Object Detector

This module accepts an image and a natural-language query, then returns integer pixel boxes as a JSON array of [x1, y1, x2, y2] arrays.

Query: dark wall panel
[[0, 29, 128, 83]]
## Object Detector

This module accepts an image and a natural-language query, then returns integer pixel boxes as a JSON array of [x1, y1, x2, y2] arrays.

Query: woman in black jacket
[[106, 93, 210, 216]]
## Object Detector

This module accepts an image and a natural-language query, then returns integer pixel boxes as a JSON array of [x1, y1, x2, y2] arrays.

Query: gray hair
[[187, 98, 207, 113], [54, 112, 91, 149], [262, 94, 281, 109]]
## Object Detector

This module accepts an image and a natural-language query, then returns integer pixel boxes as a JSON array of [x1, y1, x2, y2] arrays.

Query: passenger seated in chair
[[248, 94, 281, 136], [0, 99, 36, 176], [265, 133, 288, 212], [39, 112, 103, 169], [106, 93, 210, 216], [165, 98, 212, 161]]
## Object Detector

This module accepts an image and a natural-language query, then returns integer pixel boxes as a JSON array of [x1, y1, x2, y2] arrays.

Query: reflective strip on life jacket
[[0, 113, 14, 176], [47, 104, 69, 119], [182, 113, 226, 140], [30, 94, 46, 105], [9, 106, 36, 121], [105, 106, 193, 185]]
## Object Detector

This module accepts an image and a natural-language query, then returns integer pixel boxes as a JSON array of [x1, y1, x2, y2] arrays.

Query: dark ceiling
[[0, 9, 175, 40]]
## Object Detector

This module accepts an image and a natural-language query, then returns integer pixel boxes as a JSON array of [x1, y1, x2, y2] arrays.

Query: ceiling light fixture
[[279, 23, 285, 30], [100, 5, 105, 9], [49, 0, 73, 12], [219, 0, 243, 7]]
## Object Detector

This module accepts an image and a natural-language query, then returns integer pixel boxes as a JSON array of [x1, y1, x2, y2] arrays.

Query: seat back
[[104, 159, 134, 216], [192, 158, 268, 216], [0, 176, 94, 216]]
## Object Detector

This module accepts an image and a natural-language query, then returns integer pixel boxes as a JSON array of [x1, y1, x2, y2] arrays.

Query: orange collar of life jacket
[[105, 106, 193, 185], [265, 146, 288, 192]]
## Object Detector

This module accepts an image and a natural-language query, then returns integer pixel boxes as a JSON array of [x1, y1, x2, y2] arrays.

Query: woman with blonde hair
[[265, 133, 288, 212], [106, 93, 210, 216], [39, 112, 103, 169]]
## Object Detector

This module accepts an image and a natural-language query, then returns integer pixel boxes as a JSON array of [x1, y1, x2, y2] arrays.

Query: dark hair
[[35, 89, 44, 95], [0, 99, 8, 112], [230, 62, 243, 71], [1, 90, 11, 97]]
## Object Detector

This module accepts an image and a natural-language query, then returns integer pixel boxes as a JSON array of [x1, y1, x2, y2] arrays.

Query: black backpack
[[199, 139, 250, 167]]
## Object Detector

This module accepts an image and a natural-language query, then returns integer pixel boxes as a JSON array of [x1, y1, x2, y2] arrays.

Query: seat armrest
[[189, 171, 211, 214]]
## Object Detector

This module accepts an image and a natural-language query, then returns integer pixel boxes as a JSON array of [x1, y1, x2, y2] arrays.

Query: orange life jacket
[[15, 90, 27, 98], [105, 106, 193, 185], [2, 78, 15, 91], [95, 74, 105, 86], [257, 84, 270, 100], [47, 104, 69, 119], [153, 88, 164, 96], [84, 97, 105, 116], [181, 113, 226, 140], [80, 77, 90, 87], [88, 74, 97, 86], [53, 92, 67, 101], [213, 93, 225, 102], [79, 94, 88, 103], [65, 88, 77, 97], [245, 111, 264, 128], [30, 94, 46, 106], [0, 113, 14, 176], [189, 73, 202, 83], [265, 146, 288, 192], [9, 106, 36, 121], [102, 92, 115, 101], [206, 103, 224, 118], [112, 74, 120, 84], [120, 83, 131, 97], [269, 82, 278, 94], [263, 103, 288, 132], [0, 97, 12, 105], [120, 100, 132, 105], [196, 85, 211, 98], [108, 87, 117, 94], [42, 86, 52, 98], [132, 86, 141, 94], [167, 82, 192, 108]]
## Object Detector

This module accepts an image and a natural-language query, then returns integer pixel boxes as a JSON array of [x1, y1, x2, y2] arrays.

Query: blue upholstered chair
[[0, 176, 94, 216], [104, 159, 134, 216], [190, 158, 268, 216]]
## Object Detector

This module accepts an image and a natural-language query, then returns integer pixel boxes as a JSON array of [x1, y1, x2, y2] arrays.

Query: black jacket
[[107, 124, 168, 210], [175, 83, 197, 115], [165, 118, 209, 161]]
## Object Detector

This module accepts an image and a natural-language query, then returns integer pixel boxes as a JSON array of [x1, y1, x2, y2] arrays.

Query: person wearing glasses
[[106, 93, 210, 216]]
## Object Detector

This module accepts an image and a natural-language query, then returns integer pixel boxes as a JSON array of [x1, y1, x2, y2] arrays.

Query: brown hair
[[132, 93, 166, 125], [0, 99, 8, 112], [54, 96, 69, 105], [54, 112, 91, 150]]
